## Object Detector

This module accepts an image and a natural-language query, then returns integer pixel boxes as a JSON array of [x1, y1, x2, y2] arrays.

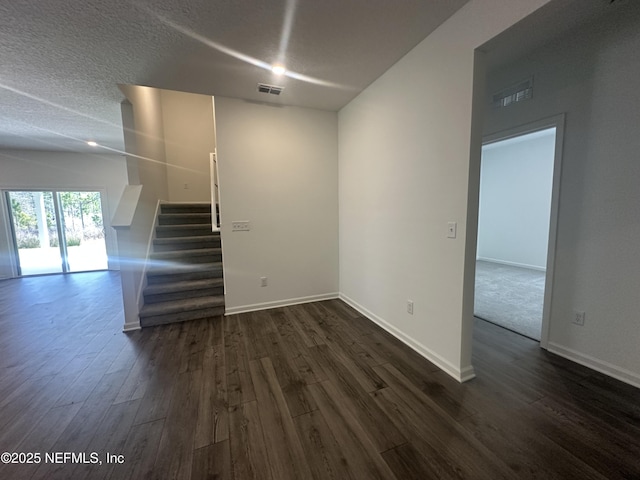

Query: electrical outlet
[[572, 310, 586, 326], [260, 276, 268, 287], [232, 221, 250, 231], [407, 300, 414, 315]]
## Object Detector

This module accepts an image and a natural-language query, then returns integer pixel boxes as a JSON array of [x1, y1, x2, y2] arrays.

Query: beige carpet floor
[[474, 260, 545, 340]]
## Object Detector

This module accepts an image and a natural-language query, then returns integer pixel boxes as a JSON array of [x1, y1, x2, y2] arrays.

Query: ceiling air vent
[[491, 77, 533, 108], [257, 83, 284, 95]]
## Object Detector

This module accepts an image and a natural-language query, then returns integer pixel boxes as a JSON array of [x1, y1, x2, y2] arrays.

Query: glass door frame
[[4, 192, 24, 277], [3, 187, 109, 276]]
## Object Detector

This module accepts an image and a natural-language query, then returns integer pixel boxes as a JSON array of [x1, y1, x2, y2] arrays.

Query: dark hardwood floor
[[1, 272, 639, 479]]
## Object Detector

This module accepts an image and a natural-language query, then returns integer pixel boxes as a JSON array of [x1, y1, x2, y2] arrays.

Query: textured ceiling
[[0, 0, 470, 153], [480, 0, 624, 70]]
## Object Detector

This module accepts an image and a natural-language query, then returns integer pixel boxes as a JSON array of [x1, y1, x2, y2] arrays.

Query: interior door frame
[[480, 113, 565, 349]]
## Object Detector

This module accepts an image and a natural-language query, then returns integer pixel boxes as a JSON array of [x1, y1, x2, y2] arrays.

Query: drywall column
[[338, 0, 552, 382], [121, 101, 140, 185], [112, 185, 144, 331], [119, 85, 168, 200], [116, 85, 169, 330]]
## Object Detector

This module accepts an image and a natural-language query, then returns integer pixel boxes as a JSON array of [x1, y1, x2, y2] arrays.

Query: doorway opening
[[474, 117, 563, 345], [5, 190, 108, 276]]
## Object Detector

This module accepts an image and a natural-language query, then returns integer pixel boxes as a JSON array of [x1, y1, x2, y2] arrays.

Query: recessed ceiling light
[[271, 64, 286, 76], [87, 141, 98, 147]]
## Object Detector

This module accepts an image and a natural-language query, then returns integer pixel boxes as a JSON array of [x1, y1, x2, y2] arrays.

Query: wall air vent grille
[[491, 77, 533, 108], [257, 83, 284, 95]]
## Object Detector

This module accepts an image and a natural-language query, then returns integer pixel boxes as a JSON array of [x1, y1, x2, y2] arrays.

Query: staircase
[[139, 203, 225, 327]]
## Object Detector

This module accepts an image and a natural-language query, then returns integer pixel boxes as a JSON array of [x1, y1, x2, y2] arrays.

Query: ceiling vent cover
[[491, 77, 533, 108], [257, 83, 284, 95]]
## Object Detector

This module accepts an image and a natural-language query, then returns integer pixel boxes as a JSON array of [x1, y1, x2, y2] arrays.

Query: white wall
[[160, 90, 215, 203], [0, 150, 128, 279], [338, 0, 551, 381], [477, 129, 555, 270], [484, 4, 640, 386], [215, 97, 339, 312]]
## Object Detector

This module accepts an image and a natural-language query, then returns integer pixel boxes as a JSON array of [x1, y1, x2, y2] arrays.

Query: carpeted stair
[[139, 203, 225, 327]]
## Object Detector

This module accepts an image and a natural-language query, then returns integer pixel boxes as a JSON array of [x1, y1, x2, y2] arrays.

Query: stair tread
[[159, 211, 210, 215], [142, 202, 224, 327], [161, 203, 211, 208], [140, 295, 225, 317], [156, 224, 215, 230], [144, 277, 224, 295], [147, 261, 223, 276]]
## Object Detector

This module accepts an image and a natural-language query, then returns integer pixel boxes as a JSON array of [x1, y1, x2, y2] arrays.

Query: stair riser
[[141, 203, 225, 329], [140, 306, 226, 328], [143, 278, 224, 296], [150, 254, 223, 265], [155, 227, 216, 238], [153, 239, 221, 251], [158, 215, 211, 225], [144, 286, 224, 304], [161, 205, 211, 215], [151, 248, 221, 259], [146, 269, 223, 285]]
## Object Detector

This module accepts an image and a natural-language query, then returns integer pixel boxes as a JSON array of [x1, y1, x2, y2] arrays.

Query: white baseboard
[[123, 321, 141, 332], [458, 365, 477, 383], [225, 292, 339, 315], [477, 256, 546, 272], [339, 293, 475, 384], [547, 342, 640, 389]]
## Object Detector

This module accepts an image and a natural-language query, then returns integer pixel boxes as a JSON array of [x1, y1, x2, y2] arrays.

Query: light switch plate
[[447, 222, 457, 239]]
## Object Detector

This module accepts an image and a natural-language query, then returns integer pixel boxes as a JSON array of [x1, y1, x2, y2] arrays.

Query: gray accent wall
[[484, 4, 640, 385]]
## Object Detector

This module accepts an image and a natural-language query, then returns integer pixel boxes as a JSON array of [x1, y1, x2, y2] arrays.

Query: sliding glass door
[[58, 191, 108, 272], [6, 190, 108, 276], [7, 191, 63, 275]]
